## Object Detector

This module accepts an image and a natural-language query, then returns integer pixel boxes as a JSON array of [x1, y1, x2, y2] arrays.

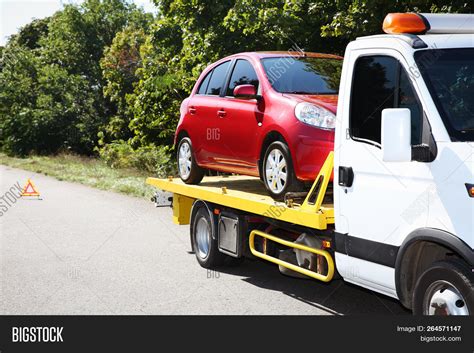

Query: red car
[[175, 51, 342, 198]]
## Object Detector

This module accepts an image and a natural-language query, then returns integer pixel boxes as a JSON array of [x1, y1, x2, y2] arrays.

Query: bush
[[98, 141, 176, 177]]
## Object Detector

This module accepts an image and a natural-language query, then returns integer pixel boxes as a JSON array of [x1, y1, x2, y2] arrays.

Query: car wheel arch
[[175, 129, 190, 147], [258, 130, 294, 179]]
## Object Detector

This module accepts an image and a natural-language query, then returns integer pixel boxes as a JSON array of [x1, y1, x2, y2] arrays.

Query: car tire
[[262, 141, 303, 199], [191, 204, 226, 269], [177, 137, 204, 184], [412, 259, 474, 315]]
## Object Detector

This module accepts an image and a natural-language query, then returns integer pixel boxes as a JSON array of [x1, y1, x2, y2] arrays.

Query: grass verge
[[0, 153, 158, 199]]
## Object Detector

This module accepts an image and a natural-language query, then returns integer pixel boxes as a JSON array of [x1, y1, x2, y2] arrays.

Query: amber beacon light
[[466, 184, 474, 198], [383, 13, 428, 34]]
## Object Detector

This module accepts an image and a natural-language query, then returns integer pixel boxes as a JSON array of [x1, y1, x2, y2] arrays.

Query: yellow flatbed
[[146, 152, 335, 230]]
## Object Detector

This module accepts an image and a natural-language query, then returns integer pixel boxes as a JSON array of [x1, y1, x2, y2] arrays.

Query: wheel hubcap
[[195, 217, 211, 259], [178, 142, 192, 179], [265, 149, 287, 193], [423, 280, 469, 315]]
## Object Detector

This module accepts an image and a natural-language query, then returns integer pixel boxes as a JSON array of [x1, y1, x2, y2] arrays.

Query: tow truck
[[147, 13, 474, 315]]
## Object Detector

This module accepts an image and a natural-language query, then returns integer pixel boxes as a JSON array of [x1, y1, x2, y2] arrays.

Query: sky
[[0, 0, 156, 46]]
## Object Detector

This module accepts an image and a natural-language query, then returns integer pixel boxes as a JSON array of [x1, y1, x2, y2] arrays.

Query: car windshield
[[261, 56, 342, 95], [415, 48, 474, 142]]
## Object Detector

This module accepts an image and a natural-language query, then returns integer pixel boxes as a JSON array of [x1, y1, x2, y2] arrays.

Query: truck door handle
[[338, 166, 354, 187], [189, 106, 197, 115], [217, 109, 226, 118]]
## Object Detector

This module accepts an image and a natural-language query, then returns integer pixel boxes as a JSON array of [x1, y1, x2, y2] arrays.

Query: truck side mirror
[[381, 108, 412, 162]]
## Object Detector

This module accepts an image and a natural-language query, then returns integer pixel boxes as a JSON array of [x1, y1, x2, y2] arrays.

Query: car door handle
[[338, 166, 354, 187], [189, 106, 197, 115], [217, 109, 226, 118]]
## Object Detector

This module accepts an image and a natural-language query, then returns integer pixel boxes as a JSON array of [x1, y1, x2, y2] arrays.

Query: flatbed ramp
[[146, 152, 335, 230]]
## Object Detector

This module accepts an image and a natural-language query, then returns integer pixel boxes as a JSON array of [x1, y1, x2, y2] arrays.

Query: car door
[[335, 50, 434, 297], [190, 60, 231, 165], [212, 58, 262, 174]]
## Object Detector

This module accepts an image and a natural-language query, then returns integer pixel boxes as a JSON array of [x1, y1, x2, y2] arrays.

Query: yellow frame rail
[[146, 152, 335, 230], [249, 230, 335, 282]]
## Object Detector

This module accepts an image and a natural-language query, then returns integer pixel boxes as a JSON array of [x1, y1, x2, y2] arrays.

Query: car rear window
[[197, 71, 212, 95]]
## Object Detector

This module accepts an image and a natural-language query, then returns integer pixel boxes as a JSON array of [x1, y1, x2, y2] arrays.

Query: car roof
[[225, 51, 343, 60]]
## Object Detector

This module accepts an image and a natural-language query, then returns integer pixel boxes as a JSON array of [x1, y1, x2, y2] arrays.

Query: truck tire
[[191, 204, 225, 268], [412, 259, 474, 315], [262, 141, 303, 199], [177, 137, 205, 184]]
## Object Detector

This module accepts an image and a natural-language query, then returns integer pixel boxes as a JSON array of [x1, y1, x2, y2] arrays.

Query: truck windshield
[[261, 56, 342, 95], [415, 48, 474, 142]]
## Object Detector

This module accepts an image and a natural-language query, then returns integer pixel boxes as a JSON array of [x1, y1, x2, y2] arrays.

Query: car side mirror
[[381, 108, 412, 162], [234, 84, 259, 100]]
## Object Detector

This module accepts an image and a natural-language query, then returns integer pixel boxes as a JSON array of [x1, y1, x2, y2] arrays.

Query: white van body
[[334, 32, 474, 301]]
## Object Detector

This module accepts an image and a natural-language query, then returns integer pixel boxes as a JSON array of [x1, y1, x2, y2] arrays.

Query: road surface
[[0, 165, 409, 315]]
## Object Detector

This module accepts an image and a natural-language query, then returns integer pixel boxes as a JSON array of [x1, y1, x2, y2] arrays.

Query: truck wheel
[[262, 141, 302, 199], [191, 205, 225, 268], [177, 137, 204, 184], [413, 259, 474, 315]]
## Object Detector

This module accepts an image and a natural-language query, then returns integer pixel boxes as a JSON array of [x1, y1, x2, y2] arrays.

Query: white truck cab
[[334, 13, 474, 314]]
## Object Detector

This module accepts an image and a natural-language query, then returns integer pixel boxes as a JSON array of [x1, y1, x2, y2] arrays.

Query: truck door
[[335, 50, 434, 297]]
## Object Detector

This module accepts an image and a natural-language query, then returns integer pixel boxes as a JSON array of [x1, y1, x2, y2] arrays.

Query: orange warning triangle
[[21, 178, 40, 197]]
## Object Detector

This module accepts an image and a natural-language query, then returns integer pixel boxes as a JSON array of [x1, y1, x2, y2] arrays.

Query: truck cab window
[[350, 55, 422, 146]]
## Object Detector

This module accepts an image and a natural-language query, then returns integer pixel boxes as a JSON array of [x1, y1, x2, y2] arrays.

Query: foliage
[[99, 141, 176, 176], [0, 0, 150, 155], [321, 0, 472, 40], [100, 25, 151, 144]]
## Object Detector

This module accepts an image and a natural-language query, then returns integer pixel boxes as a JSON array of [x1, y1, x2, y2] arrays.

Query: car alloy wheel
[[178, 141, 192, 179], [265, 148, 288, 194]]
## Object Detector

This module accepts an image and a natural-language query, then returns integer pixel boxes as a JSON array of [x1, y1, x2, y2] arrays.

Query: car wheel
[[191, 204, 226, 268], [262, 141, 303, 199], [412, 259, 473, 315], [177, 137, 204, 184]]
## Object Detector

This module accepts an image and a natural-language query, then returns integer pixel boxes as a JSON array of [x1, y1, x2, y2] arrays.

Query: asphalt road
[[0, 165, 409, 315]]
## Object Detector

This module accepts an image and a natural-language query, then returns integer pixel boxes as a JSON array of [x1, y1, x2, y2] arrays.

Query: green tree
[[100, 25, 151, 144], [10, 17, 51, 50], [321, 0, 472, 41], [0, 0, 151, 155], [0, 45, 40, 155]]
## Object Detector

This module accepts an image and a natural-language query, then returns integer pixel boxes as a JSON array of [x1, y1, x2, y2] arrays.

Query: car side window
[[205, 61, 230, 96], [350, 55, 423, 146], [226, 59, 259, 96], [197, 70, 212, 95]]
